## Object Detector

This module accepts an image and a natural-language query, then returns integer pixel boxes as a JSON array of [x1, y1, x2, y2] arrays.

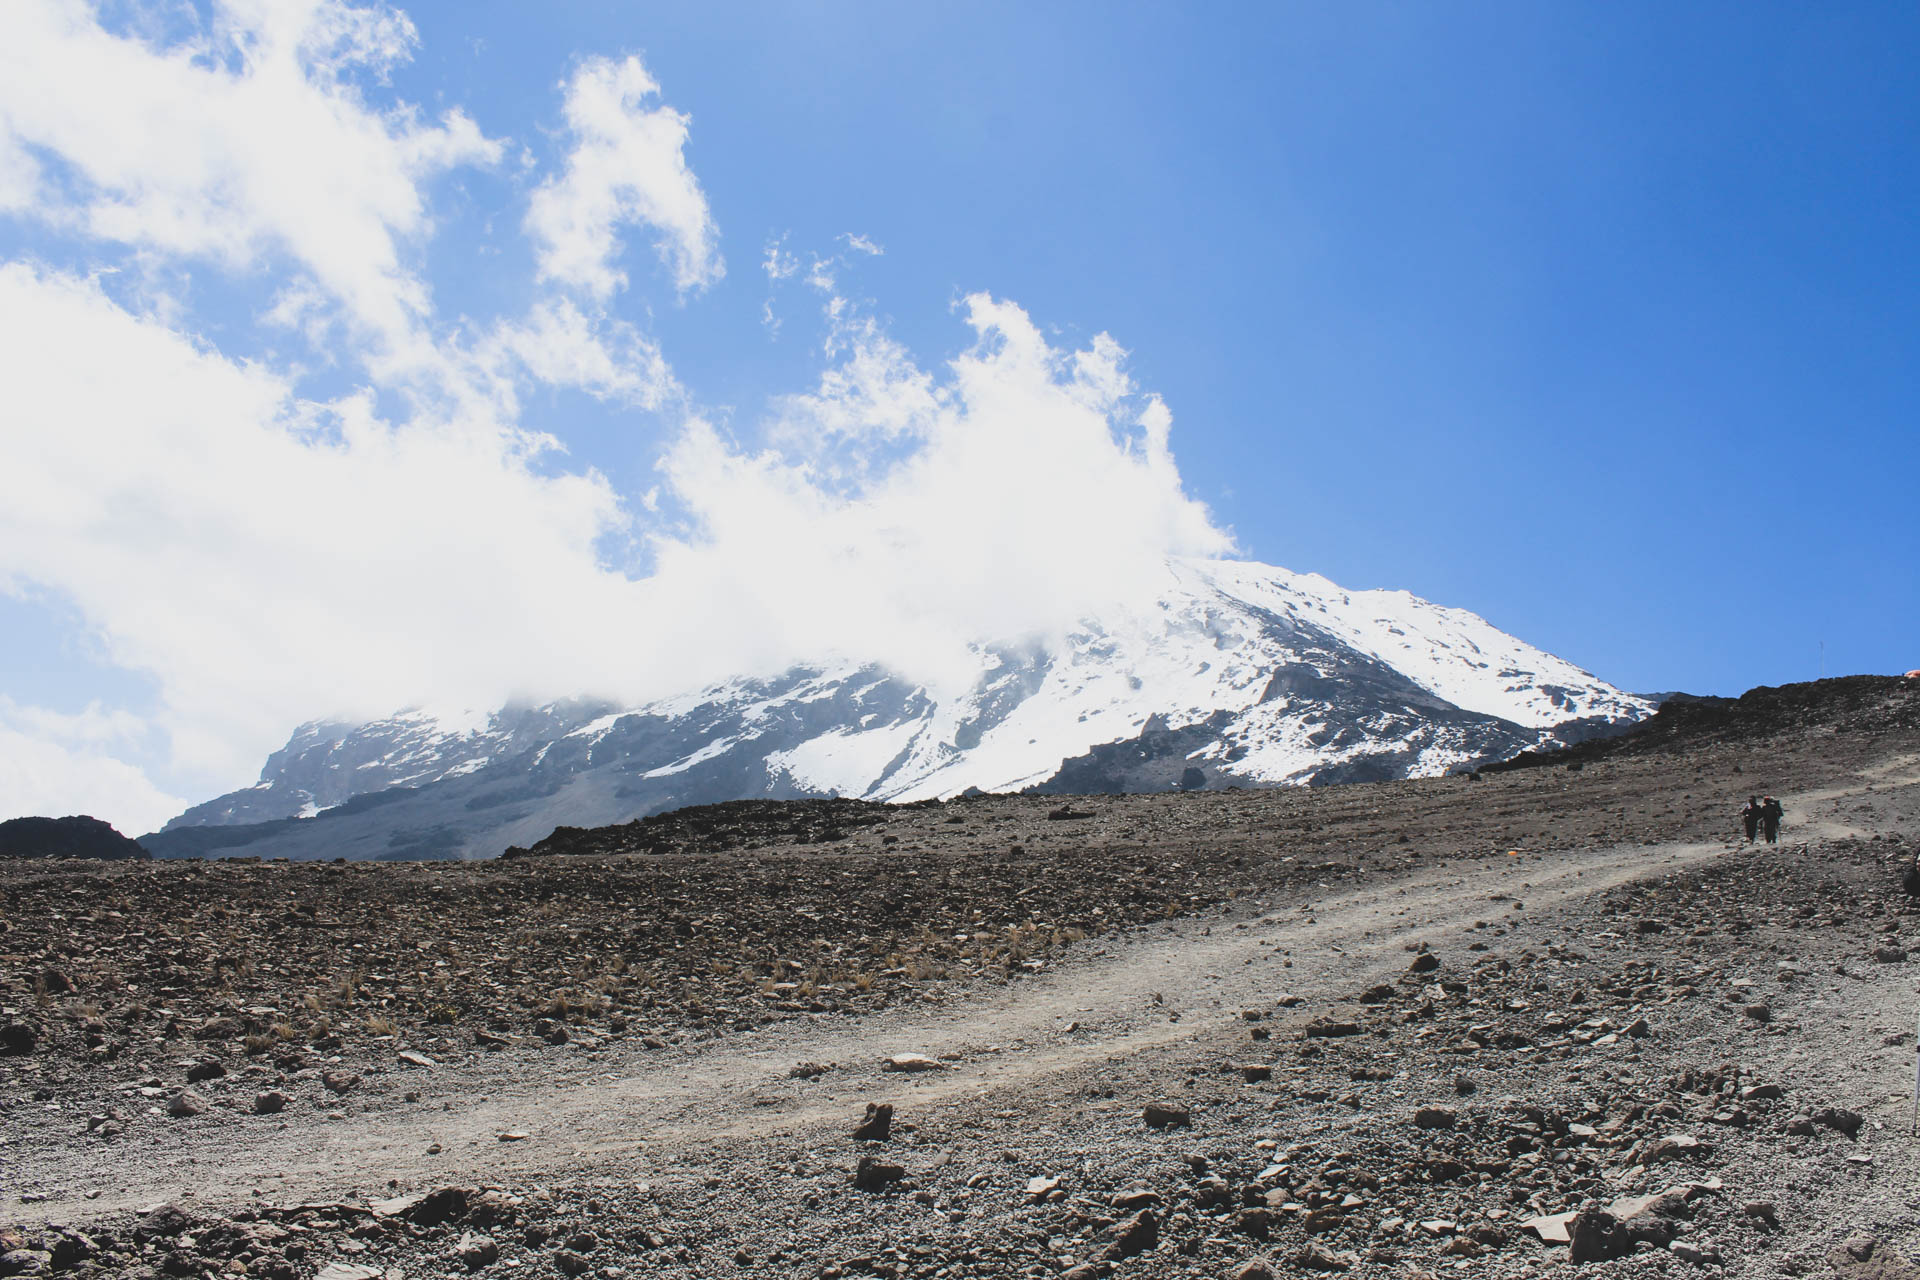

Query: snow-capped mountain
[[145, 559, 1651, 860]]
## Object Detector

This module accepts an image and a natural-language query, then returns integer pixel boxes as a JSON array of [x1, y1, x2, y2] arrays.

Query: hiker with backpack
[[1760, 795, 1784, 844], [1740, 796, 1762, 843]]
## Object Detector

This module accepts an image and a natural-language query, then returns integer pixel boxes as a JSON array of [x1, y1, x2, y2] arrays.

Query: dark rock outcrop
[[0, 816, 147, 860]]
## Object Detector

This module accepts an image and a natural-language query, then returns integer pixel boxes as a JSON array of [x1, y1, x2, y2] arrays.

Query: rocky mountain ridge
[[145, 558, 1651, 860]]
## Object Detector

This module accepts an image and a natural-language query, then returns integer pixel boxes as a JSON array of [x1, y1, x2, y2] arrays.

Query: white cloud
[[0, 700, 184, 834], [1, 696, 152, 750], [0, 6, 1233, 830], [634, 292, 1234, 696], [840, 232, 883, 257], [0, 136, 38, 212], [0, 0, 502, 367], [0, 263, 1229, 802], [526, 54, 722, 298], [0, 263, 650, 784], [762, 235, 800, 281], [479, 298, 679, 408]]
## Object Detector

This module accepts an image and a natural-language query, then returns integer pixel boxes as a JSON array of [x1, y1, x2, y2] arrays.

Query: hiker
[[1740, 796, 1762, 843], [1760, 795, 1784, 844]]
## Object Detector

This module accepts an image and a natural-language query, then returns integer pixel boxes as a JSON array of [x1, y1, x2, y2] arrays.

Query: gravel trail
[[17, 837, 1725, 1220]]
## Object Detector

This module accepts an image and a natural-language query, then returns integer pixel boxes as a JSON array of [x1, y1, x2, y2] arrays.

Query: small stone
[[166, 1090, 209, 1118], [1873, 945, 1908, 964], [1568, 1207, 1633, 1262], [1303, 1019, 1362, 1038], [185, 1060, 226, 1084], [401, 1187, 467, 1228], [314, 1266, 383, 1280], [1743, 1003, 1771, 1023], [1025, 1176, 1062, 1202], [1232, 1261, 1278, 1280], [1636, 1133, 1704, 1165], [0, 1249, 48, 1276], [1785, 1114, 1816, 1136], [1844, 1236, 1877, 1262], [1813, 1106, 1864, 1138], [1102, 1209, 1157, 1261], [1294, 1241, 1356, 1272], [497, 1130, 529, 1142], [320, 1070, 360, 1094], [398, 1050, 436, 1067], [1238, 1206, 1277, 1239], [882, 1053, 943, 1072], [253, 1090, 287, 1115], [1142, 1103, 1191, 1129], [853, 1103, 893, 1141], [135, 1204, 196, 1241], [1670, 1240, 1722, 1265], [1524, 1210, 1576, 1245], [1194, 1177, 1234, 1209], [453, 1231, 498, 1269], [1241, 1064, 1272, 1082], [853, 1156, 904, 1191], [1413, 1106, 1457, 1130], [1743, 1200, 1779, 1226]]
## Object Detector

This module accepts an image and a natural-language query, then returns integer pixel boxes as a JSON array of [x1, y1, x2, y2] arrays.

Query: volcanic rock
[[853, 1157, 905, 1191], [1567, 1207, 1633, 1262], [1101, 1209, 1157, 1260], [853, 1103, 893, 1141], [453, 1232, 497, 1269], [166, 1090, 209, 1118], [1814, 1106, 1865, 1138]]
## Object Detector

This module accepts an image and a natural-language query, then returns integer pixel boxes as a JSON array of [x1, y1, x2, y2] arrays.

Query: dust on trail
[[1784, 754, 1920, 841], [28, 837, 1728, 1221]]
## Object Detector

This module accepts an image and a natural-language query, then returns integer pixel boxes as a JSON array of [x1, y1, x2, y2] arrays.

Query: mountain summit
[[146, 559, 1649, 859]]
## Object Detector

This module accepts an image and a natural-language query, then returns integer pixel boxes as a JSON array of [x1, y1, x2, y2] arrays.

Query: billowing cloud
[[0, 699, 184, 835], [0, 263, 643, 784], [0, 0, 501, 368], [0, 2, 1230, 828], [638, 293, 1233, 697], [526, 54, 722, 298]]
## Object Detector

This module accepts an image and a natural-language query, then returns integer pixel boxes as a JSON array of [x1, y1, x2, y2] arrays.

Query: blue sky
[[1, 1, 1915, 831]]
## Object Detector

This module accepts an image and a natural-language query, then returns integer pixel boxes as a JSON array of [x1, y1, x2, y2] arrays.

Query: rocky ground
[[3, 676, 1919, 1280]]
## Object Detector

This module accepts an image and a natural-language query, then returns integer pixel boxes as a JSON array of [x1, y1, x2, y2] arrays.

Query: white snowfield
[[747, 558, 1648, 799], [213, 557, 1651, 831]]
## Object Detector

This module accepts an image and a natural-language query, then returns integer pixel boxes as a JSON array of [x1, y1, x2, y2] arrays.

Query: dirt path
[[15, 837, 1730, 1222], [1785, 754, 1920, 841]]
